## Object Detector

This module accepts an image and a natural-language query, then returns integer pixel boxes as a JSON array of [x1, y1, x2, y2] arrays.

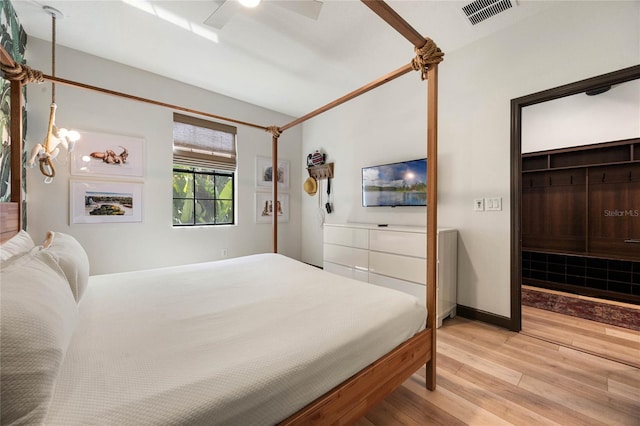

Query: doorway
[[509, 65, 640, 338]]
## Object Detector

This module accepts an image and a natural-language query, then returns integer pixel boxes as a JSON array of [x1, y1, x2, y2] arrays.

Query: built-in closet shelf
[[522, 138, 639, 173], [322, 223, 458, 328], [522, 250, 640, 304], [307, 163, 334, 180], [521, 247, 637, 262], [522, 137, 640, 305], [522, 141, 640, 262]]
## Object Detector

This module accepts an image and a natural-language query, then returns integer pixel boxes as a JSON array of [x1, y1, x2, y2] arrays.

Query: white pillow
[[0, 249, 78, 425], [40, 232, 90, 303], [0, 230, 34, 262]]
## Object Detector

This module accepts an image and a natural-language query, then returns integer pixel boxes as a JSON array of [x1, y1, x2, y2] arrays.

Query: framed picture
[[256, 156, 289, 189], [70, 130, 145, 178], [70, 180, 143, 224], [256, 193, 289, 223]]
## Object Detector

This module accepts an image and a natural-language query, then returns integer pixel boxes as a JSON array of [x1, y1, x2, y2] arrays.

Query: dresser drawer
[[369, 229, 426, 258], [324, 226, 369, 249], [369, 273, 426, 307], [323, 262, 369, 282], [369, 251, 426, 284], [323, 243, 369, 271]]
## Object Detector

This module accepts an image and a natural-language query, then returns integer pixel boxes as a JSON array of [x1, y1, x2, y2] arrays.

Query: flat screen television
[[362, 158, 427, 207]]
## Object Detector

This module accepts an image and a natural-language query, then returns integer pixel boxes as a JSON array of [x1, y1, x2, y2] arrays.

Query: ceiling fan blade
[[270, 0, 323, 20], [204, 0, 241, 30]]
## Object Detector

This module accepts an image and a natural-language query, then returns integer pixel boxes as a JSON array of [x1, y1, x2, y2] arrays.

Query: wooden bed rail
[[361, 0, 426, 48], [279, 63, 414, 132], [279, 328, 431, 425], [38, 73, 269, 132]]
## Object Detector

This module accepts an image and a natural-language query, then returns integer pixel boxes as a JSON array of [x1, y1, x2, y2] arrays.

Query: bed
[[1, 229, 429, 425], [1, 1, 442, 423]]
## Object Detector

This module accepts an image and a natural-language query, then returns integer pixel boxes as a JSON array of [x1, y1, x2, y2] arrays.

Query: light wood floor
[[355, 316, 640, 425], [522, 305, 640, 369]]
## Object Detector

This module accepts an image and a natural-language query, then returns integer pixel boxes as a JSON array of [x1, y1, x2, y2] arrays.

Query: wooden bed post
[[348, 0, 444, 392], [272, 134, 278, 253], [0, 45, 26, 233], [425, 63, 438, 390], [10, 79, 22, 225]]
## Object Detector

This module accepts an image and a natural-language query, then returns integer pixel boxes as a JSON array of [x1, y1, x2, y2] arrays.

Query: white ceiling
[[11, 0, 559, 117]]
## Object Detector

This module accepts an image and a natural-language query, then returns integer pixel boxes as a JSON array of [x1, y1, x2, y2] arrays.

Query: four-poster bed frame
[[0, 1, 443, 423]]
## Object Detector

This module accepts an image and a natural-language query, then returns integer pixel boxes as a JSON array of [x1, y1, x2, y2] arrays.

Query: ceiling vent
[[462, 0, 517, 25]]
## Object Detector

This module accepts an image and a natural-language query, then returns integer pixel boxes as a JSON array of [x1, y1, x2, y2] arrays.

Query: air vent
[[462, 0, 517, 25]]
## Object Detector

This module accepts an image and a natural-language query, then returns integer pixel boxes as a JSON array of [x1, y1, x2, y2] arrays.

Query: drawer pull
[[624, 239, 640, 243]]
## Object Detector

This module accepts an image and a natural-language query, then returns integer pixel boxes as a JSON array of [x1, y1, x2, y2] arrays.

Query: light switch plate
[[485, 197, 502, 211]]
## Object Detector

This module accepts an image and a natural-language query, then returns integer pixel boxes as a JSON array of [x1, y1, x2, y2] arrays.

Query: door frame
[[509, 65, 640, 331]]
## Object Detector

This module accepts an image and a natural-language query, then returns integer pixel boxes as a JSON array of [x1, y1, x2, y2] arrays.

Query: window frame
[[172, 166, 235, 227]]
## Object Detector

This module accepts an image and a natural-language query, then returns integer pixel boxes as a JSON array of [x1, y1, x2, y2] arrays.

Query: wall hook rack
[[307, 162, 334, 180]]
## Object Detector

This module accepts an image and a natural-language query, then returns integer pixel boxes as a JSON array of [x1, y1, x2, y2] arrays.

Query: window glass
[[172, 168, 234, 226]]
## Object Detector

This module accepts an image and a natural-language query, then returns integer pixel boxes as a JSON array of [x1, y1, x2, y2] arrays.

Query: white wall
[[301, 1, 640, 318], [301, 76, 429, 265], [25, 38, 302, 275], [522, 79, 640, 153]]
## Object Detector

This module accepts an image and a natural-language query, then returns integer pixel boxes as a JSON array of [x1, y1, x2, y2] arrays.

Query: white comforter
[[45, 254, 425, 425]]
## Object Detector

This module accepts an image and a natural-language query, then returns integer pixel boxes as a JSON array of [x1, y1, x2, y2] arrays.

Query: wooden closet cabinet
[[522, 138, 640, 303], [522, 168, 586, 253], [522, 138, 640, 262], [588, 164, 640, 259]]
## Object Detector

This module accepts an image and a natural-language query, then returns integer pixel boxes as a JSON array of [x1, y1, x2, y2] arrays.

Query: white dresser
[[323, 223, 457, 328]]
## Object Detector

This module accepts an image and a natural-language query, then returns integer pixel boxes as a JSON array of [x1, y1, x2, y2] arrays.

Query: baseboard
[[456, 305, 516, 331]]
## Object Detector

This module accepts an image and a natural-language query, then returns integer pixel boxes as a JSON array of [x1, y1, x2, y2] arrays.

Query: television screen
[[362, 158, 427, 207]]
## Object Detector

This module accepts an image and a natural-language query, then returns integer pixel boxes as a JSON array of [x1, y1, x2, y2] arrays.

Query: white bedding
[[45, 253, 425, 425]]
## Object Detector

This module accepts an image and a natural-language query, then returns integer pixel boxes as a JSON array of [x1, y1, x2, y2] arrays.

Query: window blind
[[173, 113, 237, 171]]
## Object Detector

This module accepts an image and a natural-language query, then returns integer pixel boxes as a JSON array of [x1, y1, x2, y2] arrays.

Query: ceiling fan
[[204, 0, 324, 30]]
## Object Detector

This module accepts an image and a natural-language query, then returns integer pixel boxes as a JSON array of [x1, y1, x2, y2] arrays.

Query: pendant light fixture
[[28, 5, 80, 183]]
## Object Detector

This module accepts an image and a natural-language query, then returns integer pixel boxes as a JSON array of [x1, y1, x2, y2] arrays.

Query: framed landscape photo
[[256, 156, 289, 189], [70, 180, 143, 224], [70, 131, 145, 178], [255, 193, 289, 223]]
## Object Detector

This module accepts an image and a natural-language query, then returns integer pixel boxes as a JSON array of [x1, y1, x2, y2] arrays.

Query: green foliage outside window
[[172, 167, 234, 226]]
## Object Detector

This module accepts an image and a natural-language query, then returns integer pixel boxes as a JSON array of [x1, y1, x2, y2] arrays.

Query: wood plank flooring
[[522, 305, 640, 368], [355, 316, 640, 425]]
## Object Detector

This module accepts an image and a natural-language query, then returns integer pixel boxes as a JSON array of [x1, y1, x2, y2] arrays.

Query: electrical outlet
[[221, 248, 228, 257], [474, 198, 484, 211]]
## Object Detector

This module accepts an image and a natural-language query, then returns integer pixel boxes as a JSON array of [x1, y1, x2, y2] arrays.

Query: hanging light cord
[[37, 10, 58, 181], [51, 12, 56, 104]]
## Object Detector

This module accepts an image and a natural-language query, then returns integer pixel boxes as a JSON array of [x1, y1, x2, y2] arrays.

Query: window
[[172, 113, 236, 226], [172, 167, 234, 225]]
